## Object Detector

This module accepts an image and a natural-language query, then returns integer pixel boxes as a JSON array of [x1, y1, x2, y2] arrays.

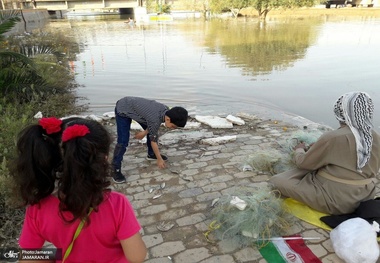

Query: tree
[[0, 10, 46, 102], [0, 10, 21, 40], [210, 0, 252, 18], [251, 0, 315, 20], [0, 10, 72, 103], [210, 0, 315, 20]]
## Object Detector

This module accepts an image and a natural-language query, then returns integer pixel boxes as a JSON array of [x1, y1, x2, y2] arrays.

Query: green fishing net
[[281, 130, 324, 154], [212, 129, 326, 248], [246, 149, 292, 175], [244, 130, 324, 175], [209, 187, 294, 248]]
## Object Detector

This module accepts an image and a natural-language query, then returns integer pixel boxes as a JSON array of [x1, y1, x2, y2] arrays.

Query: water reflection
[[45, 16, 380, 129], [201, 19, 320, 76]]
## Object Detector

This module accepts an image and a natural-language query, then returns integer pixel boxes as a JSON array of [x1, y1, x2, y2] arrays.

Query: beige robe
[[270, 126, 380, 215]]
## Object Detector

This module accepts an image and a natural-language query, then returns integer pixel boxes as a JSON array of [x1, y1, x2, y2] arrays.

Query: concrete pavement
[[108, 114, 347, 263]]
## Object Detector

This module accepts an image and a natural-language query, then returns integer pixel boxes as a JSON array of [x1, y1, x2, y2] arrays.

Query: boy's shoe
[[112, 170, 126, 184], [146, 154, 168, 161]]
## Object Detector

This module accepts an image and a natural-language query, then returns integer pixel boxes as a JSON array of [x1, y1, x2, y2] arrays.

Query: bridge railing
[[6, 0, 140, 11]]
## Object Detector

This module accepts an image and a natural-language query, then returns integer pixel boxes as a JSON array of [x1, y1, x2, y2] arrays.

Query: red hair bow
[[39, 117, 63, 134], [62, 124, 90, 142]]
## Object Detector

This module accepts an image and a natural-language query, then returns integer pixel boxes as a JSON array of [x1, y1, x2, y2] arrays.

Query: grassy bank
[[0, 25, 84, 247], [240, 6, 380, 18]]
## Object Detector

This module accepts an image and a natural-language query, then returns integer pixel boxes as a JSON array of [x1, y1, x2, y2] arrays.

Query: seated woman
[[270, 91, 380, 215]]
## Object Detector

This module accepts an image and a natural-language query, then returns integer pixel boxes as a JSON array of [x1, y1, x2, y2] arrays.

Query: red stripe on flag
[[285, 234, 322, 263]]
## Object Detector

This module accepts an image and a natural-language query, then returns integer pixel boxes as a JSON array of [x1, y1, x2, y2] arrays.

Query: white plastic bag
[[330, 217, 380, 263]]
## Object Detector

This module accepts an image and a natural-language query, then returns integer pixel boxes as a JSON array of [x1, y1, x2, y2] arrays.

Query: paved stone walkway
[[107, 114, 352, 263]]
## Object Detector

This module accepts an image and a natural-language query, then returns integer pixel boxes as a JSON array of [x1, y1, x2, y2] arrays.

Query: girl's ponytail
[[13, 118, 63, 205], [59, 120, 111, 223]]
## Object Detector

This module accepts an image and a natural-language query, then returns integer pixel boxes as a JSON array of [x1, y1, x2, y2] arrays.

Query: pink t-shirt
[[19, 191, 141, 263]]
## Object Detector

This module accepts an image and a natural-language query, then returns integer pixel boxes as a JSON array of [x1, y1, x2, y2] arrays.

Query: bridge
[[6, 0, 145, 12]]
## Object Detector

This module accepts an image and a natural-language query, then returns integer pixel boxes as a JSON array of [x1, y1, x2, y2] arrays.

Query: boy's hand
[[150, 141, 165, 168], [135, 130, 148, 140], [157, 159, 166, 169]]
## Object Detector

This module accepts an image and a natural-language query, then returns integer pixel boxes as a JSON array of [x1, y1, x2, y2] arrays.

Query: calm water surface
[[47, 15, 380, 129]]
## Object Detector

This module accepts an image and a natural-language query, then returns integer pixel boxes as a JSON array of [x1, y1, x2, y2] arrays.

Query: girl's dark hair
[[58, 119, 111, 223], [13, 124, 62, 205]]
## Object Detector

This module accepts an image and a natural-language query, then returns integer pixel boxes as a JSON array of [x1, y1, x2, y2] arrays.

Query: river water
[[46, 14, 380, 129]]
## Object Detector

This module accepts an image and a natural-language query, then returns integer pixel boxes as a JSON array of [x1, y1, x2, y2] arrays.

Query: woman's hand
[[294, 142, 307, 151]]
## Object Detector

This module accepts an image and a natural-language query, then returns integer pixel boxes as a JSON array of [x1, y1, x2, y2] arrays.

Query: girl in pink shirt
[[16, 118, 146, 263]]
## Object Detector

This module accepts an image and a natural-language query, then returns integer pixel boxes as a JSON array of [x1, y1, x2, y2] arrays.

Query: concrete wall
[[1, 9, 50, 34], [36, 1, 137, 11], [20, 8, 50, 21]]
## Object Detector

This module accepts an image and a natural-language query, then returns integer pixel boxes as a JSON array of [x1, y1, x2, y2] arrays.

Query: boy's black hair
[[166, 106, 188, 128]]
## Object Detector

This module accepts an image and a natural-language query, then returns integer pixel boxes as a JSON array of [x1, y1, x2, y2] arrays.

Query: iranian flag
[[258, 234, 322, 263]]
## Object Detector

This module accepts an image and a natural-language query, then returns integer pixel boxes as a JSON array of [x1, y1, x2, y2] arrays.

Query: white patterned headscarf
[[333, 91, 374, 171]]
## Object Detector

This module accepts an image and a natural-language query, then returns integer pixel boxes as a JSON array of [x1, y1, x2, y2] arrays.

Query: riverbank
[[241, 6, 380, 18], [9, 110, 376, 261], [102, 113, 348, 263], [3, 7, 379, 260]]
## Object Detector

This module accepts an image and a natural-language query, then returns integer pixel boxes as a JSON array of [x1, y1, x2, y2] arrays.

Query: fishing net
[[244, 130, 324, 175], [281, 130, 324, 154], [211, 129, 326, 247], [245, 149, 292, 175], [208, 187, 294, 248]]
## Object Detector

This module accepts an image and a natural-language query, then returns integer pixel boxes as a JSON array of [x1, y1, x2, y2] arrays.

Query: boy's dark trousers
[[112, 111, 154, 172]]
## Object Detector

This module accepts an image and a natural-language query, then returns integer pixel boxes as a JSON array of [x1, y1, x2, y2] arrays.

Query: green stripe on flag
[[259, 242, 287, 263]]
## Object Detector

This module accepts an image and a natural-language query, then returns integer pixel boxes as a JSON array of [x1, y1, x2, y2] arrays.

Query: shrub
[[0, 21, 84, 247]]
